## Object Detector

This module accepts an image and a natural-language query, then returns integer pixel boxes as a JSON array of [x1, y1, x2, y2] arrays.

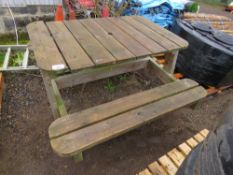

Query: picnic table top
[[27, 16, 188, 72]]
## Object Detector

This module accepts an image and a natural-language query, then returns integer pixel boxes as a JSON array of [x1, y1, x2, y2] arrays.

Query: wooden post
[[164, 51, 179, 74], [149, 57, 176, 83], [41, 70, 60, 119]]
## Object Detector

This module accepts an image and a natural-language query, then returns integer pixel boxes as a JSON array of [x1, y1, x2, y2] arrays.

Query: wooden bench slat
[[167, 148, 185, 167], [95, 18, 150, 57], [148, 161, 168, 175], [108, 18, 166, 54], [26, 21, 67, 71], [50, 86, 206, 156], [46, 22, 94, 70], [133, 16, 188, 48], [80, 19, 135, 61], [122, 17, 179, 51], [64, 20, 116, 65], [158, 155, 178, 175], [49, 79, 198, 139]]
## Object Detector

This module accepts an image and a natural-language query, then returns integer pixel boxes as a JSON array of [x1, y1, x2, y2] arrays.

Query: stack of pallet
[[183, 13, 233, 31], [137, 129, 209, 175]]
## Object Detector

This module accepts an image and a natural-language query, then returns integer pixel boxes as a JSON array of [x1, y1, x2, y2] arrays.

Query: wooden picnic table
[[27, 16, 206, 161]]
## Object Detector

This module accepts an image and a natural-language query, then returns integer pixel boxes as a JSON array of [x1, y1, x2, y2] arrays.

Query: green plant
[[118, 74, 127, 81], [187, 2, 199, 12], [0, 52, 5, 67], [104, 79, 116, 93], [9, 51, 24, 67]]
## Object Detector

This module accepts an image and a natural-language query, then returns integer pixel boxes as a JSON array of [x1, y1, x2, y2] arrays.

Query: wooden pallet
[[137, 129, 209, 175]]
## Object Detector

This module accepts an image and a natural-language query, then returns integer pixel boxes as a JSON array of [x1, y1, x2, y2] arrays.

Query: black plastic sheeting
[[172, 19, 233, 87], [176, 103, 233, 175]]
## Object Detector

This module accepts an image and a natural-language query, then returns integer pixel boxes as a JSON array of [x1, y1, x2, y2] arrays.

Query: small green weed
[[104, 79, 116, 93], [0, 52, 5, 67], [9, 51, 24, 67], [118, 74, 127, 81]]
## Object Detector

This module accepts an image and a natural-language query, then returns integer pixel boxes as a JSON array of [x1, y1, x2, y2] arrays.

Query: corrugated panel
[[0, 0, 62, 7]]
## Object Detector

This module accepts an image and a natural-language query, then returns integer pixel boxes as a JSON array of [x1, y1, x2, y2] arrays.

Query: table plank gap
[[64, 20, 116, 65], [108, 18, 166, 54], [46, 21, 94, 70], [133, 16, 188, 48], [80, 19, 135, 61], [94, 18, 150, 57], [122, 16, 179, 51], [26, 21, 67, 71]]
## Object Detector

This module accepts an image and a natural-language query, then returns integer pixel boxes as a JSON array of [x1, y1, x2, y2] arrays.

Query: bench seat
[[48, 79, 207, 157]]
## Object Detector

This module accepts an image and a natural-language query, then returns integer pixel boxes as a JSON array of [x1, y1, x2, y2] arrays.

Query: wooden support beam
[[51, 80, 67, 117], [55, 58, 149, 89], [41, 70, 60, 119], [164, 51, 179, 74], [148, 57, 176, 83]]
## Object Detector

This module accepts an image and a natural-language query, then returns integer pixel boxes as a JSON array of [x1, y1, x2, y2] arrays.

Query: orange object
[[157, 59, 166, 64], [207, 87, 219, 95], [102, 4, 109, 18], [174, 73, 184, 79], [55, 4, 64, 21]]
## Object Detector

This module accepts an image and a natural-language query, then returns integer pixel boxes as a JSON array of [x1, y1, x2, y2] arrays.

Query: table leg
[[41, 70, 61, 119], [164, 51, 179, 74]]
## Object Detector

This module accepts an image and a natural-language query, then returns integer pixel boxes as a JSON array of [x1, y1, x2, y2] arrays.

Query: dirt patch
[[1, 71, 233, 175], [61, 68, 163, 114]]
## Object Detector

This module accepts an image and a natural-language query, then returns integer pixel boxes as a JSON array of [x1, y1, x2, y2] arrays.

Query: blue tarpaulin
[[117, 0, 191, 28]]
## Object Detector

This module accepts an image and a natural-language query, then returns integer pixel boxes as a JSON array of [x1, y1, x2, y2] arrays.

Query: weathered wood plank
[[158, 155, 178, 175], [186, 138, 198, 148], [108, 18, 166, 54], [49, 79, 199, 139], [122, 17, 179, 51], [133, 16, 188, 48], [167, 148, 185, 167], [138, 169, 153, 175], [40, 70, 60, 119], [51, 80, 67, 117], [56, 58, 149, 89], [46, 22, 94, 70], [178, 143, 192, 156], [164, 51, 179, 74], [95, 18, 150, 57], [148, 161, 168, 175], [50, 86, 206, 156], [27, 21, 67, 71], [64, 20, 116, 65], [80, 19, 135, 61], [149, 58, 176, 83]]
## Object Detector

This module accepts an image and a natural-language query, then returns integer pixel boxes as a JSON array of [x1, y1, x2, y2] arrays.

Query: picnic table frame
[[27, 16, 207, 161]]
